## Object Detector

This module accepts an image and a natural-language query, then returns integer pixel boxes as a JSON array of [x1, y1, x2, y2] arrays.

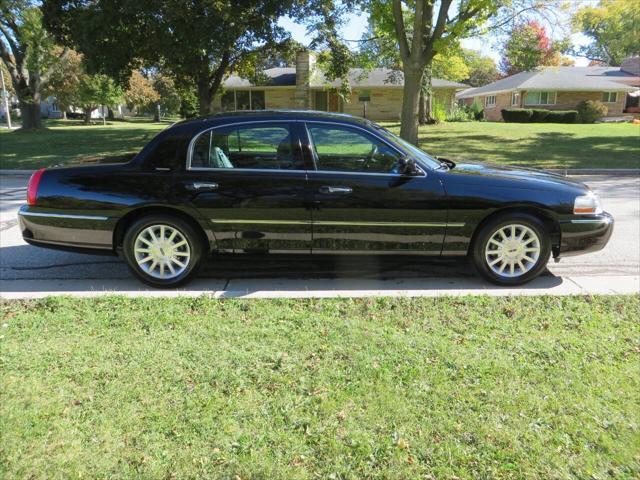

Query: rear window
[[144, 132, 190, 169]]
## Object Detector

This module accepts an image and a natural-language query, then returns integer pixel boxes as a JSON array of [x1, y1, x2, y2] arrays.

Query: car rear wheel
[[471, 214, 551, 286], [123, 215, 204, 288]]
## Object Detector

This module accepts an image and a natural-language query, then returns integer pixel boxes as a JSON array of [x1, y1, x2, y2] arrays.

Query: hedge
[[502, 108, 578, 124], [502, 109, 533, 122]]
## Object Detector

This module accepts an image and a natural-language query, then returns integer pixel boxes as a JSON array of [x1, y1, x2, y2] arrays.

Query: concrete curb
[[546, 169, 640, 176], [2, 168, 639, 176]]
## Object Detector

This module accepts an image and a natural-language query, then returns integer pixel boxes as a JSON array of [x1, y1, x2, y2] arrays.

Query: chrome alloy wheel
[[133, 224, 191, 279], [484, 224, 541, 278]]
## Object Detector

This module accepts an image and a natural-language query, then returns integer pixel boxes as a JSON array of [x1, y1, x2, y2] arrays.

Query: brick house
[[456, 58, 640, 121], [215, 51, 467, 121]]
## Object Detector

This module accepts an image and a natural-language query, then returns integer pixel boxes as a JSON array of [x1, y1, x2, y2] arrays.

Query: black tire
[[470, 213, 551, 286], [122, 215, 205, 288]]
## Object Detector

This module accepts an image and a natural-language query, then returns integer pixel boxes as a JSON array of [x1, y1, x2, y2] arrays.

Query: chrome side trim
[[19, 211, 110, 221], [210, 219, 464, 228], [185, 118, 428, 178]]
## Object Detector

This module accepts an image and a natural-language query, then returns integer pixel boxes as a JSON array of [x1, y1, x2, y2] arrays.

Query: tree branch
[[0, 20, 22, 64], [40, 47, 70, 85], [392, 0, 410, 61]]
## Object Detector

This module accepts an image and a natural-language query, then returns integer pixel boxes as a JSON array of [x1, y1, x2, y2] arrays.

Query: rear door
[[174, 121, 312, 253], [303, 121, 448, 254]]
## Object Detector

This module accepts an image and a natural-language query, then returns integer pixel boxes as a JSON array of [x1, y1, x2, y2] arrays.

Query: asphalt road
[[1, 174, 638, 298]]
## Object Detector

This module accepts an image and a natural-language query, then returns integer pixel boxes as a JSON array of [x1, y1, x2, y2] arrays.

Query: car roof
[[172, 109, 376, 130]]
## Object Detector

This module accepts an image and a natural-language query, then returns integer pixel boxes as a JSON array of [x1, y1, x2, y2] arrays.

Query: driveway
[[1, 174, 638, 299]]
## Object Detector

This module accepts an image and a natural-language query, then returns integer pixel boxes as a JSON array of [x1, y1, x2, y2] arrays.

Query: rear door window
[[189, 123, 304, 170]]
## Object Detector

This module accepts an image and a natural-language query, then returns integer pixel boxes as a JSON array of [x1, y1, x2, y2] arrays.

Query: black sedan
[[19, 111, 613, 287]]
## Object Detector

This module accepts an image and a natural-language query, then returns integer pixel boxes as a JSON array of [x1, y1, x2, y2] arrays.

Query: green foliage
[[124, 70, 160, 112], [470, 101, 484, 121], [445, 104, 475, 122], [502, 108, 579, 123], [500, 20, 569, 74], [502, 108, 533, 122], [43, 0, 300, 114], [461, 49, 499, 87], [573, 0, 640, 65], [42, 48, 83, 112], [76, 74, 123, 110], [431, 100, 447, 123], [1, 295, 639, 478], [545, 110, 579, 124], [153, 73, 181, 116], [529, 108, 549, 122], [577, 100, 608, 123]]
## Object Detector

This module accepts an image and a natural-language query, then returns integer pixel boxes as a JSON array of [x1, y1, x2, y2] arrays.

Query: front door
[[175, 121, 312, 253], [303, 122, 448, 254]]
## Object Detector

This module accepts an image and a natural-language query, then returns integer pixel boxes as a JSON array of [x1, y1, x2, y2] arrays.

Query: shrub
[[502, 108, 533, 122], [546, 110, 579, 124], [577, 100, 608, 123], [530, 109, 549, 122], [432, 100, 447, 123], [470, 102, 484, 121], [446, 104, 475, 122]]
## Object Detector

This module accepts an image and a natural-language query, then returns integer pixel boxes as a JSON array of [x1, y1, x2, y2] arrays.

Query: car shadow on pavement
[[0, 245, 564, 297]]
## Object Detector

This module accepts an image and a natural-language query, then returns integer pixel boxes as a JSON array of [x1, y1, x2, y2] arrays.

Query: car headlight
[[574, 192, 603, 215]]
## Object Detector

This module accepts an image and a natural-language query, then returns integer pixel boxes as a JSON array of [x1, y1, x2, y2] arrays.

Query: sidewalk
[[2, 274, 638, 299]]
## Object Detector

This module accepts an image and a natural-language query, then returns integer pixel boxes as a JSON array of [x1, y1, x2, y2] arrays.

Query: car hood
[[439, 161, 589, 192]]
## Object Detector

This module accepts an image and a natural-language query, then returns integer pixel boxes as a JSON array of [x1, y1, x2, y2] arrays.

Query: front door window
[[306, 124, 404, 174]]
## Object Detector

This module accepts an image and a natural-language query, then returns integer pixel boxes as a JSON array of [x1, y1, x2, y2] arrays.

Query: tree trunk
[[83, 109, 91, 125], [153, 102, 161, 122], [62, 110, 67, 120], [399, 67, 423, 145], [107, 108, 115, 120], [197, 81, 214, 116], [418, 68, 434, 125], [19, 102, 41, 130]]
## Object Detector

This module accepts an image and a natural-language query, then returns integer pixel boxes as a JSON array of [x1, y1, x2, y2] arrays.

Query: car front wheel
[[123, 215, 204, 288], [471, 214, 551, 286]]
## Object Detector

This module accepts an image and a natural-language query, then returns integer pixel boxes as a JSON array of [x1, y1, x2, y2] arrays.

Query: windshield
[[373, 125, 441, 169]]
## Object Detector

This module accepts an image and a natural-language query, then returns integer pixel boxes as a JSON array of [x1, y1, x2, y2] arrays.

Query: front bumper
[[557, 212, 614, 258]]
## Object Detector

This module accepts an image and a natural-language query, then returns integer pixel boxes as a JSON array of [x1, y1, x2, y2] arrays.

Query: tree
[[461, 49, 499, 87], [153, 73, 181, 118], [43, 0, 302, 116], [0, 1, 68, 129], [76, 73, 122, 125], [367, 0, 500, 143], [500, 20, 568, 75], [42, 47, 82, 119], [573, 0, 639, 65], [124, 70, 159, 115]]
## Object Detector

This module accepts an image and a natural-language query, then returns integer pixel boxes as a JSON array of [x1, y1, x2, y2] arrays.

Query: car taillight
[[27, 168, 46, 206]]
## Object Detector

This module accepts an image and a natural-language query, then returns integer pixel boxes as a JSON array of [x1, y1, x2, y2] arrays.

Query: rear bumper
[[18, 205, 116, 253], [557, 212, 614, 258]]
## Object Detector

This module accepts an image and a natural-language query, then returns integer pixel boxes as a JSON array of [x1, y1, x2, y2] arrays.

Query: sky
[[277, 8, 592, 69]]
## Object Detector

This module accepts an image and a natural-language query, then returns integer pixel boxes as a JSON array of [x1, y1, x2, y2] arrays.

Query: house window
[[511, 92, 520, 106], [485, 95, 496, 108], [524, 91, 556, 105], [220, 90, 266, 111], [602, 92, 617, 103]]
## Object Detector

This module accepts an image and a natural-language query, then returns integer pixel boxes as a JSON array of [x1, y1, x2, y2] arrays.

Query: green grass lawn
[[0, 118, 638, 170], [0, 119, 170, 170], [1, 295, 638, 479], [387, 122, 640, 169]]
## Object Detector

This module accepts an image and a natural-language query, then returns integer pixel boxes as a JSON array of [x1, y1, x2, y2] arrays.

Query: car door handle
[[318, 185, 352, 195], [187, 182, 219, 191]]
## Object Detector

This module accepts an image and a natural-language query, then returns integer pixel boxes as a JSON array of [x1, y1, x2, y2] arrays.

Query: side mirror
[[399, 157, 420, 176]]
